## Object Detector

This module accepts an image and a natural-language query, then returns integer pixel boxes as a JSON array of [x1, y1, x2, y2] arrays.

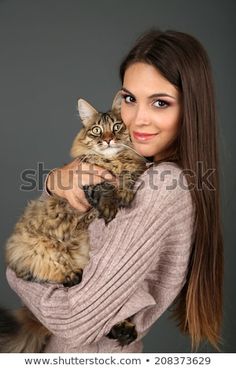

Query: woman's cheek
[[121, 109, 129, 127]]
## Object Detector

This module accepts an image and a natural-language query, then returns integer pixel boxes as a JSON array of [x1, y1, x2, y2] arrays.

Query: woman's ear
[[77, 99, 98, 127]]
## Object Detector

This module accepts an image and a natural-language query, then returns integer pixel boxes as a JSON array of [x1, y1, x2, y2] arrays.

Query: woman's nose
[[133, 105, 150, 126]]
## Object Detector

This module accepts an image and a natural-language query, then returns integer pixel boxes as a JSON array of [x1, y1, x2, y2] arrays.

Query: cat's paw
[[83, 182, 118, 224], [83, 182, 115, 206], [117, 189, 135, 207], [97, 198, 118, 224], [106, 320, 137, 346], [63, 270, 83, 287]]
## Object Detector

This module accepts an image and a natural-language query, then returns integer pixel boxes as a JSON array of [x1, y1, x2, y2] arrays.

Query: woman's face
[[121, 62, 181, 161]]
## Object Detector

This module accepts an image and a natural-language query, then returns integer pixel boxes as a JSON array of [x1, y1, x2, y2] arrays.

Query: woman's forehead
[[123, 62, 179, 98]]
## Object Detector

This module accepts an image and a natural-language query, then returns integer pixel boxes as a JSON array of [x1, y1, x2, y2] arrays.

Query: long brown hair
[[119, 29, 224, 351]]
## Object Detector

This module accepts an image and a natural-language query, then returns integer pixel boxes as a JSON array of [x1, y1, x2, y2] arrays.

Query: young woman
[[6, 29, 223, 352]]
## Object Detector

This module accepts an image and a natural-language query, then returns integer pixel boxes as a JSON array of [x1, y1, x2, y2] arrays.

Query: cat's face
[[70, 94, 132, 159], [81, 111, 130, 157]]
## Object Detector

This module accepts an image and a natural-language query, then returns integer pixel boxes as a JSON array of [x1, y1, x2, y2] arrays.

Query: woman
[[6, 29, 223, 352]]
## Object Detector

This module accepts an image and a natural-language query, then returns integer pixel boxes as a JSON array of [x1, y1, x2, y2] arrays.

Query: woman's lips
[[132, 131, 158, 141]]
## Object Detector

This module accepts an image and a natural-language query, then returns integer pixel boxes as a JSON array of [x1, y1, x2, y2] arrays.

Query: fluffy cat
[[0, 93, 147, 352]]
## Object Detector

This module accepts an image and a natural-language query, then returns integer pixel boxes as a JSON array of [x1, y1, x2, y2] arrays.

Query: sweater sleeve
[[6, 162, 195, 348]]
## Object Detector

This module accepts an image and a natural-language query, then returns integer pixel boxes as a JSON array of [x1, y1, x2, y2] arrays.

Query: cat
[[0, 93, 148, 352]]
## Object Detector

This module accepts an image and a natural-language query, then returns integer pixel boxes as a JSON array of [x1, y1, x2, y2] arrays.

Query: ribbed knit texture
[[6, 162, 196, 353]]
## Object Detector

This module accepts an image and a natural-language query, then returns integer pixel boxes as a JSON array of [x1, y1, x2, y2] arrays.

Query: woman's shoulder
[[144, 160, 185, 179], [136, 160, 191, 200]]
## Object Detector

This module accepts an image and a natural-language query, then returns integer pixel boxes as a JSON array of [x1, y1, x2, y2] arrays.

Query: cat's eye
[[91, 126, 102, 136], [113, 122, 123, 133]]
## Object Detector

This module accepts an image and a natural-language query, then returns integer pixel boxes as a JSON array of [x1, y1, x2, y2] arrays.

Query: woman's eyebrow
[[121, 87, 176, 100], [121, 87, 135, 95]]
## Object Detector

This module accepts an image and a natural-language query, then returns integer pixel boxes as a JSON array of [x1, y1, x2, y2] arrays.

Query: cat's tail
[[0, 306, 51, 352]]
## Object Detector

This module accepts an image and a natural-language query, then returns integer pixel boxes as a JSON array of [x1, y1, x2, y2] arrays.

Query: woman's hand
[[46, 159, 117, 212]]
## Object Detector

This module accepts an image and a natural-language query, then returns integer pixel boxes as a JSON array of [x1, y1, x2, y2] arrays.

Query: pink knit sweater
[[6, 162, 196, 353]]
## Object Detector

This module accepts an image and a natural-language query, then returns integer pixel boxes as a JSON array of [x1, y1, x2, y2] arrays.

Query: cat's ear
[[111, 91, 122, 117], [77, 99, 98, 127]]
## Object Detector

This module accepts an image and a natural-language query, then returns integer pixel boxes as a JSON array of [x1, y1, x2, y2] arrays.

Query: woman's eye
[[113, 122, 123, 132], [153, 100, 169, 108], [122, 94, 135, 103], [91, 126, 102, 135]]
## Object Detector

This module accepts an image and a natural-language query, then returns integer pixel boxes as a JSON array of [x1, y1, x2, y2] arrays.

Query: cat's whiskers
[[82, 144, 150, 164], [118, 143, 149, 163]]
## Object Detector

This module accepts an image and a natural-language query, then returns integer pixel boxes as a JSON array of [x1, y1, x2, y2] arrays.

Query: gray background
[[0, 0, 235, 353]]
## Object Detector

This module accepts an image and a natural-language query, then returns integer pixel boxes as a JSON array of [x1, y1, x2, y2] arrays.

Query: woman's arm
[[40, 159, 117, 211], [7, 163, 195, 348]]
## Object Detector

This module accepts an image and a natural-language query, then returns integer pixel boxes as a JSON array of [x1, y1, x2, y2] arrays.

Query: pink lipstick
[[133, 131, 158, 141]]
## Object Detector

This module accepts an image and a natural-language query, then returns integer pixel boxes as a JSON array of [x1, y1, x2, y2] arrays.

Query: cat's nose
[[103, 136, 113, 144]]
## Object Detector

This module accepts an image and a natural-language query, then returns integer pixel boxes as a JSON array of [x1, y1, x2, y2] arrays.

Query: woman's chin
[[133, 146, 157, 158]]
